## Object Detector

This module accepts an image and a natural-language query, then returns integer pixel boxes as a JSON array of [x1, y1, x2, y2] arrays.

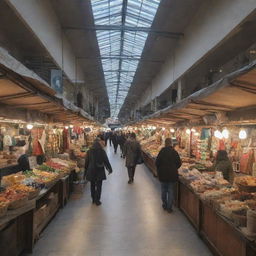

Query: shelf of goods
[[178, 169, 256, 256], [0, 158, 77, 256]]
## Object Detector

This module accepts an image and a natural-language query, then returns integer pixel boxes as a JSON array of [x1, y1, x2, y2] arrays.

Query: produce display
[[179, 166, 256, 228], [0, 158, 77, 218], [0, 151, 17, 167]]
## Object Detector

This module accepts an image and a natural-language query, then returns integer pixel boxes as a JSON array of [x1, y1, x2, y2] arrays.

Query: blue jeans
[[161, 182, 175, 210]]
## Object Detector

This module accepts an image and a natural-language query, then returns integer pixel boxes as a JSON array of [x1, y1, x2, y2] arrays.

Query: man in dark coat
[[111, 132, 119, 154], [155, 138, 181, 213], [118, 132, 126, 158], [123, 133, 141, 184], [84, 139, 112, 205]]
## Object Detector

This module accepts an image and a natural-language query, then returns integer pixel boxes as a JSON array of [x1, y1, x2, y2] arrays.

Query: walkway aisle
[[31, 145, 212, 256]]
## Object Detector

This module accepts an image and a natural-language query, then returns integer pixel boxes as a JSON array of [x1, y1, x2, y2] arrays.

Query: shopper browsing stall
[[84, 139, 113, 206], [210, 150, 234, 183], [15, 140, 30, 172], [123, 132, 141, 184], [155, 138, 182, 213]]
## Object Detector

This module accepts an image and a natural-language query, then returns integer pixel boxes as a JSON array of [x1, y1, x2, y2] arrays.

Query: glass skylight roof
[[91, 0, 161, 117]]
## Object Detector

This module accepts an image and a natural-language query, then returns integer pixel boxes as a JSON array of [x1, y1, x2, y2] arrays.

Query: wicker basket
[[237, 183, 256, 193], [8, 197, 28, 210], [0, 205, 8, 218]]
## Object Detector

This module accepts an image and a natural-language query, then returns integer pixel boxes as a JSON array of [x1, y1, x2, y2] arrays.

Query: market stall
[[127, 62, 256, 256], [0, 51, 100, 255]]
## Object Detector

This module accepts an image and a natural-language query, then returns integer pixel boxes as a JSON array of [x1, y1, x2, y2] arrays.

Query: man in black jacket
[[155, 138, 181, 213]]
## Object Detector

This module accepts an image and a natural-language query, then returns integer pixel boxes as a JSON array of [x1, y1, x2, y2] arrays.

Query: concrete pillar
[[177, 79, 183, 102]]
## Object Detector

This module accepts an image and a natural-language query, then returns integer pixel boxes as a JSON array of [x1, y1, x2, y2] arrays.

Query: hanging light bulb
[[65, 126, 69, 129], [69, 125, 74, 128], [186, 129, 191, 134], [222, 128, 229, 139], [27, 124, 33, 130], [170, 128, 175, 133], [195, 132, 200, 136], [162, 127, 165, 131], [191, 128, 196, 132], [214, 130, 223, 139], [239, 130, 247, 139]]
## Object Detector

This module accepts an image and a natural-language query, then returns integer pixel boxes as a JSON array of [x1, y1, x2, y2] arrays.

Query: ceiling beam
[[115, 0, 128, 111], [63, 25, 184, 38], [77, 56, 163, 63]]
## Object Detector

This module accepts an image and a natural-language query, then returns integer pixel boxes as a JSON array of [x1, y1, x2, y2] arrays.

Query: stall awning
[[132, 61, 256, 126], [0, 47, 96, 125]]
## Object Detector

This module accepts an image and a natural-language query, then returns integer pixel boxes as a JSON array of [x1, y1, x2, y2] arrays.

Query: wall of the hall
[[5, 0, 100, 118], [5, 0, 84, 82], [135, 0, 256, 111]]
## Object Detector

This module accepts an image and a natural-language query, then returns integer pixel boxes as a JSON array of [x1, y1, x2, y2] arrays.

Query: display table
[[0, 200, 35, 256], [178, 180, 256, 256], [178, 179, 200, 231], [142, 150, 157, 176], [0, 171, 76, 256], [142, 150, 256, 256]]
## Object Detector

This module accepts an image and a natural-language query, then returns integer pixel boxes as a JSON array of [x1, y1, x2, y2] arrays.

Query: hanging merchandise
[[32, 128, 44, 156]]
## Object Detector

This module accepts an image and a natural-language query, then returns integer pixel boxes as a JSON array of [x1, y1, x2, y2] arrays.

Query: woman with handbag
[[123, 133, 142, 184], [84, 139, 113, 206]]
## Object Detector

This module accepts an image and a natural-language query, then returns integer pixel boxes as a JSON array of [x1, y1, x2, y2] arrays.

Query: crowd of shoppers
[[84, 129, 183, 213]]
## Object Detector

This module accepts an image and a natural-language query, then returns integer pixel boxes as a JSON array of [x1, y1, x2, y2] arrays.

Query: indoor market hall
[[29, 145, 212, 256]]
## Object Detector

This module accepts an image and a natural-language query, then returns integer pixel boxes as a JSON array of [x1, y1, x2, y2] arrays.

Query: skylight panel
[[91, 0, 161, 117]]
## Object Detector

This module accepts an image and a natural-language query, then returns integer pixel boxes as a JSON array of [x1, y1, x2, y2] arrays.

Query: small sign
[[29, 156, 37, 169]]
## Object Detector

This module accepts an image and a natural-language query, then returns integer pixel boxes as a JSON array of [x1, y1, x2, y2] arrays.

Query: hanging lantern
[[239, 130, 247, 139], [26, 124, 33, 130], [186, 129, 191, 134], [222, 128, 229, 139], [214, 130, 223, 139]]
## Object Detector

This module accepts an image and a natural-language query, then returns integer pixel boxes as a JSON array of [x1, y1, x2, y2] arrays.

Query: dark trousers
[[161, 182, 175, 210], [113, 144, 118, 153], [90, 181, 102, 202], [127, 166, 136, 181], [120, 144, 124, 156]]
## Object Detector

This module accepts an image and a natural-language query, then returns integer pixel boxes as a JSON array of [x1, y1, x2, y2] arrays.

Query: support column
[[177, 79, 183, 102]]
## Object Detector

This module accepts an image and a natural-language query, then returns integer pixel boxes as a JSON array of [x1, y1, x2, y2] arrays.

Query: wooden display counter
[[0, 200, 35, 256], [141, 151, 256, 256], [178, 180, 256, 256], [0, 172, 76, 256], [178, 180, 200, 231], [142, 150, 157, 176]]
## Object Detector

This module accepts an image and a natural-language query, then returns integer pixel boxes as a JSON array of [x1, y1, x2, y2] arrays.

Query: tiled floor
[[30, 145, 212, 256]]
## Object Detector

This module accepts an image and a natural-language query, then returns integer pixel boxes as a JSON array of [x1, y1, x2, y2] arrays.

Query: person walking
[[104, 131, 110, 146], [84, 139, 112, 206], [123, 132, 141, 184], [111, 132, 119, 154], [155, 138, 181, 213], [118, 132, 126, 158]]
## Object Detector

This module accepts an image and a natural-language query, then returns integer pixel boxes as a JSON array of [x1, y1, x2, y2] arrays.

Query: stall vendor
[[15, 140, 30, 172], [210, 150, 234, 183]]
